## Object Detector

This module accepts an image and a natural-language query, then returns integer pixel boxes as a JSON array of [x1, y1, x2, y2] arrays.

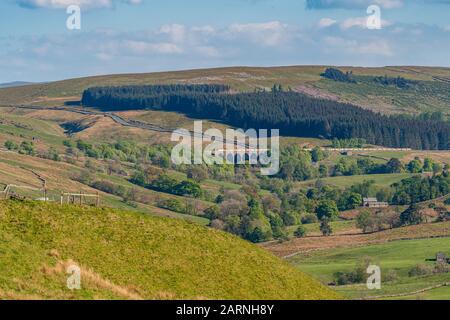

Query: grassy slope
[[384, 283, 450, 300], [0, 200, 339, 300], [1, 66, 450, 115], [287, 237, 450, 300], [0, 110, 217, 224], [287, 220, 358, 237], [263, 221, 450, 257], [296, 173, 414, 189], [0, 150, 211, 225]]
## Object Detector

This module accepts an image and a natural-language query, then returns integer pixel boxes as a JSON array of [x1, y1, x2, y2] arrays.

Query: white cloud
[[124, 40, 183, 54], [373, 0, 403, 9], [194, 46, 220, 57], [191, 26, 216, 35], [159, 24, 187, 43], [340, 17, 369, 29], [318, 18, 337, 28], [95, 52, 114, 61], [357, 40, 393, 56], [306, 0, 450, 10], [3, 19, 450, 82], [228, 21, 289, 47], [340, 17, 392, 29], [306, 0, 404, 10], [16, 0, 142, 9], [323, 36, 393, 56], [323, 36, 357, 48]]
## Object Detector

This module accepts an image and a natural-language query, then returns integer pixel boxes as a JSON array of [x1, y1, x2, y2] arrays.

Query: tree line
[[82, 84, 450, 150]]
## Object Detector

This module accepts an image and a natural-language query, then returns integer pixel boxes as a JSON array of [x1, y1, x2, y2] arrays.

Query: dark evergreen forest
[[81, 85, 450, 150]]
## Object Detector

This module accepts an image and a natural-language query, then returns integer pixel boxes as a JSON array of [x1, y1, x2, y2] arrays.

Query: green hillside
[[0, 200, 339, 300], [288, 237, 450, 300], [2, 66, 450, 116]]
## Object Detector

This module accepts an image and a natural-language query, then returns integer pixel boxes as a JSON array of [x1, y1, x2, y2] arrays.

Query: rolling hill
[[0, 81, 34, 89], [0, 65, 449, 301], [0, 200, 340, 300], [288, 237, 450, 300], [1, 66, 450, 116]]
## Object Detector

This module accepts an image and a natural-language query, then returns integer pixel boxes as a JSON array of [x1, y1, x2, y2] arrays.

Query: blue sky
[[0, 0, 449, 82]]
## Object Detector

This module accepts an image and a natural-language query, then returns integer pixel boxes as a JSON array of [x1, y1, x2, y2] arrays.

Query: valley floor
[[1, 76, 450, 300], [262, 221, 450, 300], [288, 237, 450, 300], [262, 221, 450, 258]]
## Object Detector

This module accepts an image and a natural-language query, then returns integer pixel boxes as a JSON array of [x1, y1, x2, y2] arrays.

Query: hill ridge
[[0, 200, 340, 300]]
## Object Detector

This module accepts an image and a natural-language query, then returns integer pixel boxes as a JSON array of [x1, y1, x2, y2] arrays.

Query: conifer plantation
[[82, 85, 450, 150]]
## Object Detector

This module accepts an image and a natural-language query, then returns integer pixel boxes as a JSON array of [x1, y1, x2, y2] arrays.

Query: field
[[0, 103, 361, 229], [296, 173, 414, 189], [287, 220, 358, 237], [263, 221, 450, 257], [0, 65, 449, 300], [0, 200, 339, 300], [288, 237, 450, 300], [359, 150, 450, 166], [2, 66, 450, 117], [0, 149, 212, 225]]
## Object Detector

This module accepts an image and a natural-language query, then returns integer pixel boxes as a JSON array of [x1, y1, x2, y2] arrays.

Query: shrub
[[408, 264, 433, 277], [339, 192, 363, 211], [356, 210, 382, 233], [76, 139, 92, 152], [301, 213, 318, 224], [4, 140, 18, 151], [86, 180, 128, 199], [320, 217, 333, 236], [46, 147, 61, 162], [333, 267, 366, 286], [294, 225, 307, 238], [19, 141, 35, 155], [383, 270, 399, 282], [400, 204, 424, 226], [63, 140, 74, 148], [315, 200, 339, 220], [321, 68, 356, 83], [174, 180, 203, 198], [333, 258, 371, 285], [246, 227, 268, 243], [186, 166, 209, 182], [157, 198, 184, 213], [203, 205, 220, 220], [281, 210, 300, 226], [210, 219, 225, 230], [71, 170, 93, 185]]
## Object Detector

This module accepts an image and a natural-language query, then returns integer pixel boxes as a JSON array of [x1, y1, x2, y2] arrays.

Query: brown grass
[[339, 206, 406, 220], [0, 150, 101, 193], [41, 259, 144, 300], [402, 151, 450, 164]]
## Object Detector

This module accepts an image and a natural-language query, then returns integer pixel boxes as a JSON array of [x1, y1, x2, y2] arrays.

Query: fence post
[[60, 192, 64, 206], [43, 180, 47, 202]]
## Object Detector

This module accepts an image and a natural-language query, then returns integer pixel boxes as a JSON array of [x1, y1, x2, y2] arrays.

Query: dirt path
[[363, 282, 450, 300]]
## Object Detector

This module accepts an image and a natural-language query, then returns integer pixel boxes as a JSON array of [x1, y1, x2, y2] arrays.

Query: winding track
[[1, 105, 251, 148]]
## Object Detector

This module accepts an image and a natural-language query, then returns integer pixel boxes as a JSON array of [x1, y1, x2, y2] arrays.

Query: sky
[[0, 0, 449, 83]]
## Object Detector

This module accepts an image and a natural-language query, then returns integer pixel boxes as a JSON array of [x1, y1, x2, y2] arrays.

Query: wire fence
[[0, 184, 100, 206]]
